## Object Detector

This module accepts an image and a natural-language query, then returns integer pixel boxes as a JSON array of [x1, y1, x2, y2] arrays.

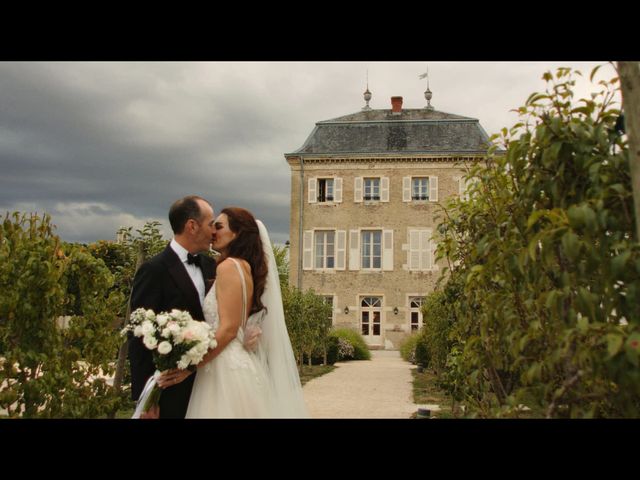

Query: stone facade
[[285, 101, 491, 350]]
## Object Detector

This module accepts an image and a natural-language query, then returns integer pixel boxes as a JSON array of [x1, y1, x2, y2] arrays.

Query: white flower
[[177, 357, 190, 370], [209, 338, 218, 350], [143, 335, 158, 350], [156, 314, 169, 327], [157, 341, 172, 355], [161, 327, 172, 338], [141, 320, 155, 336], [145, 310, 156, 321], [133, 325, 144, 337]]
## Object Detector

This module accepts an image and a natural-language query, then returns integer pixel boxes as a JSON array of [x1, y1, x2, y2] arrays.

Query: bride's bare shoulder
[[218, 257, 251, 276]]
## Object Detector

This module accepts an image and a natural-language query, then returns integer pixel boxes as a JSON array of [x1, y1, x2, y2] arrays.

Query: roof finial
[[419, 66, 434, 111], [362, 69, 372, 111]]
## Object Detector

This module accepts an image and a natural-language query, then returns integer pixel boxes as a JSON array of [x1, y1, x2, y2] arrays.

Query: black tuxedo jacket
[[128, 244, 216, 419]]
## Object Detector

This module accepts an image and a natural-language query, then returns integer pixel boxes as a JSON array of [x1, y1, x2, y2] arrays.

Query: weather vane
[[419, 66, 434, 111]]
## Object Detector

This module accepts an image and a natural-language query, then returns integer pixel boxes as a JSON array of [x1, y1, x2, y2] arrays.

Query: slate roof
[[288, 108, 493, 156]]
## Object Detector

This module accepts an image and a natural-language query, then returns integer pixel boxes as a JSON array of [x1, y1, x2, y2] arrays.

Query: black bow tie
[[187, 253, 202, 268]]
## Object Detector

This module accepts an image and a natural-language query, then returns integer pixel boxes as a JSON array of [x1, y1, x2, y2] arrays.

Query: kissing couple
[[127, 195, 309, 418]]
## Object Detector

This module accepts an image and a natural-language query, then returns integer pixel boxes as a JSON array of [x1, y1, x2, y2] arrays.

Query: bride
[[165, 207, 309, 418]]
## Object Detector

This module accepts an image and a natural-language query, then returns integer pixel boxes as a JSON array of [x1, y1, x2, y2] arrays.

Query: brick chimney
[[391, 96, 403, 114]]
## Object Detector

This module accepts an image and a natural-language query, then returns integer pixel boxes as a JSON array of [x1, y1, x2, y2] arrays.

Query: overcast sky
[[0, 61, 618, 245]]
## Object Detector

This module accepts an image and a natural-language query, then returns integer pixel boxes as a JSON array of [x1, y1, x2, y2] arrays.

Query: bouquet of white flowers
[[122, 307, 217, 418]]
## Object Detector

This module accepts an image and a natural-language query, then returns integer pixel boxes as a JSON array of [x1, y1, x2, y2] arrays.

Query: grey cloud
[[0, 61, 614, 247]]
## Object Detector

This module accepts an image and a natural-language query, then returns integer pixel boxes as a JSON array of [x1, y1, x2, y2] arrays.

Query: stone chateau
[[285, 87, 492, 349]]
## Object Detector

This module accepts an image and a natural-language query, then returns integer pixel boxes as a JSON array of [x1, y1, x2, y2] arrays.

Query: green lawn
[[410, 368, 546, 418], [410, 367, 466, 419], [299, 364, 335, 386]]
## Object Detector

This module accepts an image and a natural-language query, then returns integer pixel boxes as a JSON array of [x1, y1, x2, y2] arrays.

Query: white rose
[[156, 314, 169, 327], [141, 320, 155, 336], [157, 341, 172, 355], [133, 325, 144, 337], [161, 327, 171, 338], [143, 335, 158, 349], [145, 310, 156, 321]]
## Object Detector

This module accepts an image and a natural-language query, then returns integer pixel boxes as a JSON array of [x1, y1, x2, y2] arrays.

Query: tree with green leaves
[[0, 212, 125, 417], [428, 66, 640, 418], [282, 286, 332, 368], [89, 221, 168, 416]]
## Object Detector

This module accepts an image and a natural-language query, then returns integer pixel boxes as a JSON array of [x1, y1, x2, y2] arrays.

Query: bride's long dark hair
[[218, 207, 268, 315]]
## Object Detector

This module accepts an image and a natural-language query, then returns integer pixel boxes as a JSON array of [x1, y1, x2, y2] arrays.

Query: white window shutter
[[453, 176, 461, 197], [303, 230, 313, 270], [349, 230, 360, 270], [334, 177, 343, 203], [420, 230, 432, 270], [336, 230, 346, 270], [462, 177, 471, 201], [409, 230, 420, 270], [382, 229, 394, 270], [308, 178, 317, 204], [429, 176, 438, 202], [430, 234, 438, 270], [403, 177, 411, 202], [381, 177, 390, 202], [354, 177, 363, 203]]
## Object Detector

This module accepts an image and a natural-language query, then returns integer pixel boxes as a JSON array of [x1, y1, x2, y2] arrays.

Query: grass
[[410, 367, 547, 419], [299, 364, 336, 386], [410, 367, 467, 419]]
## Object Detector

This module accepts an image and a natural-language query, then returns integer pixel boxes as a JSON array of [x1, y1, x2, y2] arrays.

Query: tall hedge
[[0, 212, 125, 417], [430, 67, 640, 418]]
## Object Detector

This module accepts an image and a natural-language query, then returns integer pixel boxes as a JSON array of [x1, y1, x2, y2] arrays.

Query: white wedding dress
[[186, 221, 309, 419], [186, 258, 275, 418]]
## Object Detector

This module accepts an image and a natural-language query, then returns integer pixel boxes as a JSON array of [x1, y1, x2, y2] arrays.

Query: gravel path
[[302, 350, 420, 418]]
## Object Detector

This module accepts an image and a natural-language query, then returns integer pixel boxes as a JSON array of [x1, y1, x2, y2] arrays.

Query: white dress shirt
[[170, 239, 206, 307]]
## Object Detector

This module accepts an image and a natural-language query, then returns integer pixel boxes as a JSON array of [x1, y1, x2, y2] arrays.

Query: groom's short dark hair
[[169, 195, 211, 234]]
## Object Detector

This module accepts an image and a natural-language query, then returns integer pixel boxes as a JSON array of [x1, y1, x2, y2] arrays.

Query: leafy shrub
[[328, 328, 370, 361], [0, 212, 125, 417], [414, 334, 430, 368], [432, 66, 640, 417], [400, 332, 420, 363]]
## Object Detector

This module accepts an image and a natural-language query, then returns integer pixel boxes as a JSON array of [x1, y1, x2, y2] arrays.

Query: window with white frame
[[361, 230, 382, 269], [363, 178, 380, 201], [317, 178, 334, 202], [412, 177, 429, 200], [314, 230, 335, 269], [403, 176, 438, 202], [361, 296, 382, 336], [409, 296, 425, 331]]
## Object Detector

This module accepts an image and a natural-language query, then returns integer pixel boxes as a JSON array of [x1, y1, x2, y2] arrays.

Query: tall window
[[314, 231, 335, 269], [361, 296, 382, 336], [317, 178, 334, 202], [412, 177, 429, 200], [361, 230, 382, 269], [363, 178, 380, 201], [409, 296, 425, 331]]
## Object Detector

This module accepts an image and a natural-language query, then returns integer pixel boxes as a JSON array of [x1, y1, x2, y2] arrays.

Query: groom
[[128, 195, 217, 419]]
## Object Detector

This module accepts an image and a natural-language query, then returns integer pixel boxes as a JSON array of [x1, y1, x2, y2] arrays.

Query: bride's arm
[[198, 259, 243, 367]]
